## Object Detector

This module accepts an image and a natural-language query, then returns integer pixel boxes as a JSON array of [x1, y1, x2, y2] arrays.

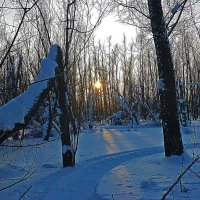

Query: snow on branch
[[0, 45, 58, 130], [116, 95, 132, 114], [171, 2, 181, 14], [190, 82, 200, 87], [157, 78, 166, 92]]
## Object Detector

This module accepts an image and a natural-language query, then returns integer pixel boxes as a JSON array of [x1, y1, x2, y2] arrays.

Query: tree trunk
[[148, 0, 183, 156], [56, 45, 74, 167]]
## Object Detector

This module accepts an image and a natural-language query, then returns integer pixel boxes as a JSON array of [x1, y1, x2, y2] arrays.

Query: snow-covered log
[[116, 94, 140, 125], [0, 45, 59, 143]]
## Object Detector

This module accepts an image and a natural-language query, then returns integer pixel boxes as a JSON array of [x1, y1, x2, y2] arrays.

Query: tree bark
[[56, 46, 74, 167], [148, 0, 183, 156]]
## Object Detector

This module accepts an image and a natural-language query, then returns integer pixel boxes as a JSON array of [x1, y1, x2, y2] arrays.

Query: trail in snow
[[38, 147, 164, 200], [29, 125, 198, 200], [76, 125, 164, 162], [1, 124, 200, 200]]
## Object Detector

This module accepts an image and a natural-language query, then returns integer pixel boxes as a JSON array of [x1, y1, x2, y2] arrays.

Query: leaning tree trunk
[[148, 0, 183, 156]]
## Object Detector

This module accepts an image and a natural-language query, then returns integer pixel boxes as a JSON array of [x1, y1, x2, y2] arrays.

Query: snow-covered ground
[[1, 122, 200, 200]]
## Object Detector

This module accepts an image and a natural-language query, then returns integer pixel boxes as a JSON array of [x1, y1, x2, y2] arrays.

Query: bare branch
[[113, 0, 150, 19], [0, 137, 60, 148], [35, 2, 51, 46], [161, 154, 200, 200], [18, 186, 32, 200], [168, 0, 188, 36], [0, 0, 40, 68]]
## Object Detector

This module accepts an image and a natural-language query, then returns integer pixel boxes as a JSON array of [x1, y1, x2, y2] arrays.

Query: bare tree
[[147, 0, 183, 156]]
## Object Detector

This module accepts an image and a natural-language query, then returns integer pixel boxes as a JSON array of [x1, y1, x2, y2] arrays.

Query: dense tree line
[[0, 0, 200, 158], [0, 0, 199, 121]]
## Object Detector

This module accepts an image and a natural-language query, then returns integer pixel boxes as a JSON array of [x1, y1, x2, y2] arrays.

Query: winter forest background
[[1, 0, 199, 124], [0, 0, 200, 199]]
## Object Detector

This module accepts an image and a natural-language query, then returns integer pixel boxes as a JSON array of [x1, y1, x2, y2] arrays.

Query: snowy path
[[76, 125, 164, 162], [41, 126, 196, 200], [1, 124, 200, 200], [43, 147, 164, 200], [27, 125, 165, 200]]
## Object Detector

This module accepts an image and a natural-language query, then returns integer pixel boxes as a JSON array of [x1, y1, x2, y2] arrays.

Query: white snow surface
[[0, 45, 58, 130], [1, 122, 200, 199]]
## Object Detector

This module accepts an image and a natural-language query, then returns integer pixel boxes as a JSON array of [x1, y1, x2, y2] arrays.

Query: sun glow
[[94, 80, 102, 89]]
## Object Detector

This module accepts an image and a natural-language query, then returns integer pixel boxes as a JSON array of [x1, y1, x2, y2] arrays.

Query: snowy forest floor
[[1, 121, 200, 200]]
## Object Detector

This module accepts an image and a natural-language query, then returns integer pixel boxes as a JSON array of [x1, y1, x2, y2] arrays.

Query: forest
[[0, 0, 199, 119], [0, 0, 200, 199], [1, 0, 199, 155]]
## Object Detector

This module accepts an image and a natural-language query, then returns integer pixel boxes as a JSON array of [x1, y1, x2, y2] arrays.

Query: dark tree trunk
[[148, 0, 183, 156], [56, 46, 74, 167]]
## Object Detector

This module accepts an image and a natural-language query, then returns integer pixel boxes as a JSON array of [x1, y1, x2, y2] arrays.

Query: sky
[[95, 14, 137, 44], [0, 0, 137, 44]]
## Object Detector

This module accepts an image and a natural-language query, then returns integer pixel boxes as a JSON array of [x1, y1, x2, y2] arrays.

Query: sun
[[94, 80, 102, 89]]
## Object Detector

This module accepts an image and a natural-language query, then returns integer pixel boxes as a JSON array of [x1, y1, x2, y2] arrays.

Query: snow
[[1, 122, 200, 199], [171, 3, 181, 14], [97, 153, 194, 200], [62, 145, 74, 155], [157, 78, 166, 91], [116, 95, 132, 115], [179, 98, 185, 104], [0, 45, 58, 130], [190, 82, 200, 87]]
